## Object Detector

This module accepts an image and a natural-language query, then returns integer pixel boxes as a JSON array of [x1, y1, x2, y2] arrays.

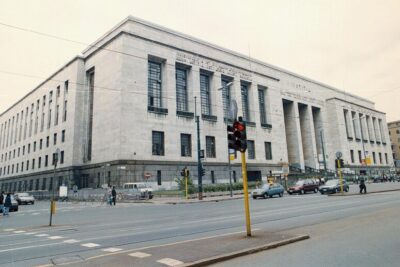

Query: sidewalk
[[62, 230, 309, 267]]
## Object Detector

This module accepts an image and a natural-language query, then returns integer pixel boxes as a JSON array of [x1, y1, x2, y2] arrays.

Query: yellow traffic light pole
[[338, 159, 344, 194], [241, 151, 252, 237], [185, 170, 188, 200]]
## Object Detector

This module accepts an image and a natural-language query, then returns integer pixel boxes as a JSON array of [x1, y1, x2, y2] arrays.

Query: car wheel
[[288, 192, 292, 195], [279, 192, 283, 197], [252, 196, 257, 199], [263, 193, 268, 199]]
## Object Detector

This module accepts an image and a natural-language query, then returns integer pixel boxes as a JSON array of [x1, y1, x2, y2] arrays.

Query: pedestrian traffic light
[[226, 118, 247, 152]]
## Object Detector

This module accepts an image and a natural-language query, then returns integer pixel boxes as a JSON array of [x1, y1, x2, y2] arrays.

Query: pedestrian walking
[[359, 178, 367, 194], [0, 191, 4, 215], [3, 193, 12, 216], [111, 186, 117, 206]]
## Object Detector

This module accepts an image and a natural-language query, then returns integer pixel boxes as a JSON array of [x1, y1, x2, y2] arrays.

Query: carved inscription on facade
[[281, 91, 324, 106], [176, 52, 252, 81]]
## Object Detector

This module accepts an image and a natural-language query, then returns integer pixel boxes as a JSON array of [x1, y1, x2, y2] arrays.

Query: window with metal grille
[[180, 134, 191, 157], [87, 69, 95, 161], [221, 78, 231, 118], [258, 87, 267, 124], [176, 68, 188, 112], [152, 131, 164, 156], [379, 152, 382, 164], [247, 140, 255, 159], [206, 136, 216, 158], [148, 61, 162, 108], [241, 82, 250, 121], [265, 142, 272, 160], [200, 73, 211, 115], [350, 150, 354, 163]]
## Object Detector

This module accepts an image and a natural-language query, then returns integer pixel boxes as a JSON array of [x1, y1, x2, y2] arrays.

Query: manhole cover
[[51, 255, 84, 265]]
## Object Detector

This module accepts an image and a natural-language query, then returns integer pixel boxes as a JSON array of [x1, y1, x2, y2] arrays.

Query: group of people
[[0, 191, 12, 216], [106, 186, 117, 206]]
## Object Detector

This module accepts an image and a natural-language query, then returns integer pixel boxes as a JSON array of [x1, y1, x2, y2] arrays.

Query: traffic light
[[181, 167, 189, 177], [226, 118, 247, 152], [335, 159, 344, 169]]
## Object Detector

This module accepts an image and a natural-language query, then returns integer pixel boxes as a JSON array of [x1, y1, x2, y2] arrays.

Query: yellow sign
[[229, 154, 235, 161], [365, 157, 372, 166]]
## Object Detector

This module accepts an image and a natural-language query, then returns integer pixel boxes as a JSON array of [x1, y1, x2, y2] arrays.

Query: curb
[[165, 196, 244, 205], [328, 188, 400, 196], [178, 235, 310, 267]]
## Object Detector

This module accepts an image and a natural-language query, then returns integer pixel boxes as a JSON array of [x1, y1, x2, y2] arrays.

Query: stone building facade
[[0, 16, 394, 191], [388, 120, 400, 171]]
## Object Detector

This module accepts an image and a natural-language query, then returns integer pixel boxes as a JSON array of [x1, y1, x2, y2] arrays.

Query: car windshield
[[326, 180, 338, 186], [295, 181, 304, 186], [18, 193, 29, 197], [261, 184, 270, 189]]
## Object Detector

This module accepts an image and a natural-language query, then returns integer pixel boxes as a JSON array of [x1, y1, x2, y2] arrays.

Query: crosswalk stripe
[[102, 247, 123, 252], [63, 239, 79, 244], [157, 258, 184, 266], [128, 252, 151, 258], [13, 230, 26, 233], [35, 234, 49, 237], [48, 236, 63, 240], [81, 243, 100, 248]]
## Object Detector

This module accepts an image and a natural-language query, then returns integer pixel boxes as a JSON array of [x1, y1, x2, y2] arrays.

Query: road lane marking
[[157, 258, 184, 266], [35, 234, 49, 237], [102, 247, 123, 252], [13, 230, 26, 233], [63, 239, 79, 244], [128, 252, 151, 258], [25, 232, 37, 235], [48, 236, 63, 240], [32, 212, 40, 215], [81, 243, 100, 248], [3, 229, 15, 231]]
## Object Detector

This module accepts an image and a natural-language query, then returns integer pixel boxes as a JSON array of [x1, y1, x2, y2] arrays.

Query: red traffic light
[[233, 121, 246, 132]]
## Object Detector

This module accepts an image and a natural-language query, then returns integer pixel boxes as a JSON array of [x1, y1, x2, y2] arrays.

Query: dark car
[[0, 194, 19, 213], [287, 179, 319, 195], [319, 179, 349, 194]]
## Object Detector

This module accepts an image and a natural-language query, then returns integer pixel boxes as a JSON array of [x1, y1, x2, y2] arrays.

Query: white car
[[15, 193, 35, 205], [122, 183, 153, 199]]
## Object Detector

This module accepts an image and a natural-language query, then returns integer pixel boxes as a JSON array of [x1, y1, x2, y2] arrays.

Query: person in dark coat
[[359, 178, 367, 194], [111, 186, 117, 206], [0, 191, 4, 215], [3, 193, 12, 216]]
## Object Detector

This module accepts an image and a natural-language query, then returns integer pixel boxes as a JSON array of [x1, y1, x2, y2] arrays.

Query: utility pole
[[320, 130, 327, 176], [194, 96, 203, 200]]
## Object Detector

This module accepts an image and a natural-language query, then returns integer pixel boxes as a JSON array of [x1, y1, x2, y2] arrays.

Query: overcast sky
[[0, 0, 399, 121]]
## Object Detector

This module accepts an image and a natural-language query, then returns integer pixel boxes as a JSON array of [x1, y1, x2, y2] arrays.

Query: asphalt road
[[0, 183, 399, 267]]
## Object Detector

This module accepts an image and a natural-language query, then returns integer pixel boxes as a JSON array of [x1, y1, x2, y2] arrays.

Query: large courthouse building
[[0, 17, 394, 192]]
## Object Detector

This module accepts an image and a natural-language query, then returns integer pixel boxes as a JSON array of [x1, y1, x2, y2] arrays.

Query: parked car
[[122, 183, 153, 199], [251, 183, 284, 199], [287, 179, 319, 195], [0, 194, 19, 213], [14, 193, 35, 205], [319, 179, 349, 194]]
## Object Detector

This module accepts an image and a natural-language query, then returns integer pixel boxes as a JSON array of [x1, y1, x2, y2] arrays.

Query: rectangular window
[[265, 142, 272, 160], [373, 152, 376, 164], [157, 170, 162, 186], [358, 150, 362, 163], [45, 155, 48, 167], [148, 61, 162, 108], [28, 143, 31, 153], [176, 67, 188, 112], [54, 133, 57, 145], [46, 136, 49, 147], [350, 150, 354, 163], [21, 162, 24, 172], [38, 157, 41, 168], [152, 131, 164, 156], [247, 140, 255, 159], [258, 86, 267, 125], [61, 130, 65, 142], [241, 82, 250, 121], [379, 153, 382, 164], [385, 153, 388, 164], [206, 136, 216, 158], [35, 179, 39, 191], [33, 141, 36, 152], [60, 151, 64, 164], [55, 104, 59, 126], [200, 73, 211, 115], [32, 159, 35, 169], [221, 78, 232, 118], [42, 178, 47, 190], [26, 160, 29, 171], [63, 100, 68, 122], [40, 139, 43, 149], [180, 134, 192, 157]]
